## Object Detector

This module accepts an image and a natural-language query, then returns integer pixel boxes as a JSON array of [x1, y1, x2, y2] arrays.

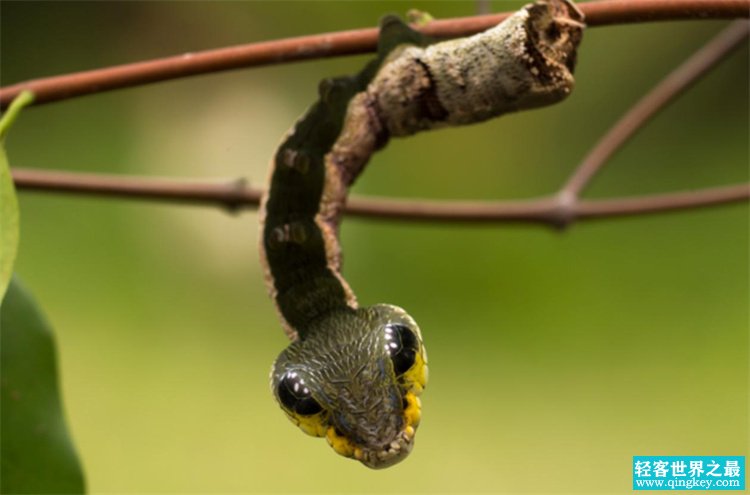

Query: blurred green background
[[2, 1, 747, 493]]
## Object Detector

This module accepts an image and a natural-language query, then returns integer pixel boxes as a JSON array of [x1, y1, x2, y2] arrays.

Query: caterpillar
[[260, 0, 583, 469]]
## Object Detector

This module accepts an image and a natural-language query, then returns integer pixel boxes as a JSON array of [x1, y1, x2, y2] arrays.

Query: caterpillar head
[[270, 304, 427, 469]]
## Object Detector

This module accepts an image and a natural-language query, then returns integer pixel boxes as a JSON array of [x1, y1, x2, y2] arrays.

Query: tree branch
[[1, 0, 748, 109], [11, 168, 749, 226], [11, 169, 261, 211], [561, 20, 750, 199], [8, 5, 750, 228]]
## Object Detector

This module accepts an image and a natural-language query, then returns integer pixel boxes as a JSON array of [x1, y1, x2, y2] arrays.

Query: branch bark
[[1, 0, 748, 109]]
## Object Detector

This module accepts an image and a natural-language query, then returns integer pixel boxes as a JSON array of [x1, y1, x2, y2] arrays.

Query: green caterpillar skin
[[260, 0, 583, 469]]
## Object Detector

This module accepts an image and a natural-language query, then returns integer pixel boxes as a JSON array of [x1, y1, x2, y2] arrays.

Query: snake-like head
[[270, 304, 428, 469]]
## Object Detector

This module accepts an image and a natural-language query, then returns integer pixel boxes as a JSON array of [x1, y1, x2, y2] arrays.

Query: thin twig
[[11, 169, 261, 212], [11, 168, 749, 226], [575, 184, 750, 219], [561, 20, 750, 199], [350, 184, 750, 223], [1, 0, 748, 109]]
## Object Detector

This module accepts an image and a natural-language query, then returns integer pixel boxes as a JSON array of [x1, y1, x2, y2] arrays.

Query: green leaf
[[0, 91, 34, 301], [1, 277, 86, 494]]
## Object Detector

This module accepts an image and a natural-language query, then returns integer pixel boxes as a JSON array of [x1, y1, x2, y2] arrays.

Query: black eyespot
[[277, 372, 323, 416], [384, 324, 419, 376]]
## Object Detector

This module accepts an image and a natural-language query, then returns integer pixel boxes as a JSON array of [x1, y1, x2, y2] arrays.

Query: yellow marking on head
[[404, 425, 415, 440], [402, 345, 428, 394], [286, 411, 327, 437], [403, 391, 421, 428], [326, 426, 356, 458]]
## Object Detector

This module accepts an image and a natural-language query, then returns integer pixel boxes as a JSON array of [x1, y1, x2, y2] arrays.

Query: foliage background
[[1, 1, 747, 492]]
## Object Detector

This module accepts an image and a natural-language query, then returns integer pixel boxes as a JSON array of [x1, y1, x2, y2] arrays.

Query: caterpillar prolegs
[[260, 0, 583, 468]]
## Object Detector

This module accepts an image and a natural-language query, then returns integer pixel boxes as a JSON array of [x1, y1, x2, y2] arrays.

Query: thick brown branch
[[1, 0, 748, 109], [562, 20, 750, 198], [11, 168, 749, 226]]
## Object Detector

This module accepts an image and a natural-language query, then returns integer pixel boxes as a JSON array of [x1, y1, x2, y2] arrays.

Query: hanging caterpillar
[[260, 0, 584, 469]]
